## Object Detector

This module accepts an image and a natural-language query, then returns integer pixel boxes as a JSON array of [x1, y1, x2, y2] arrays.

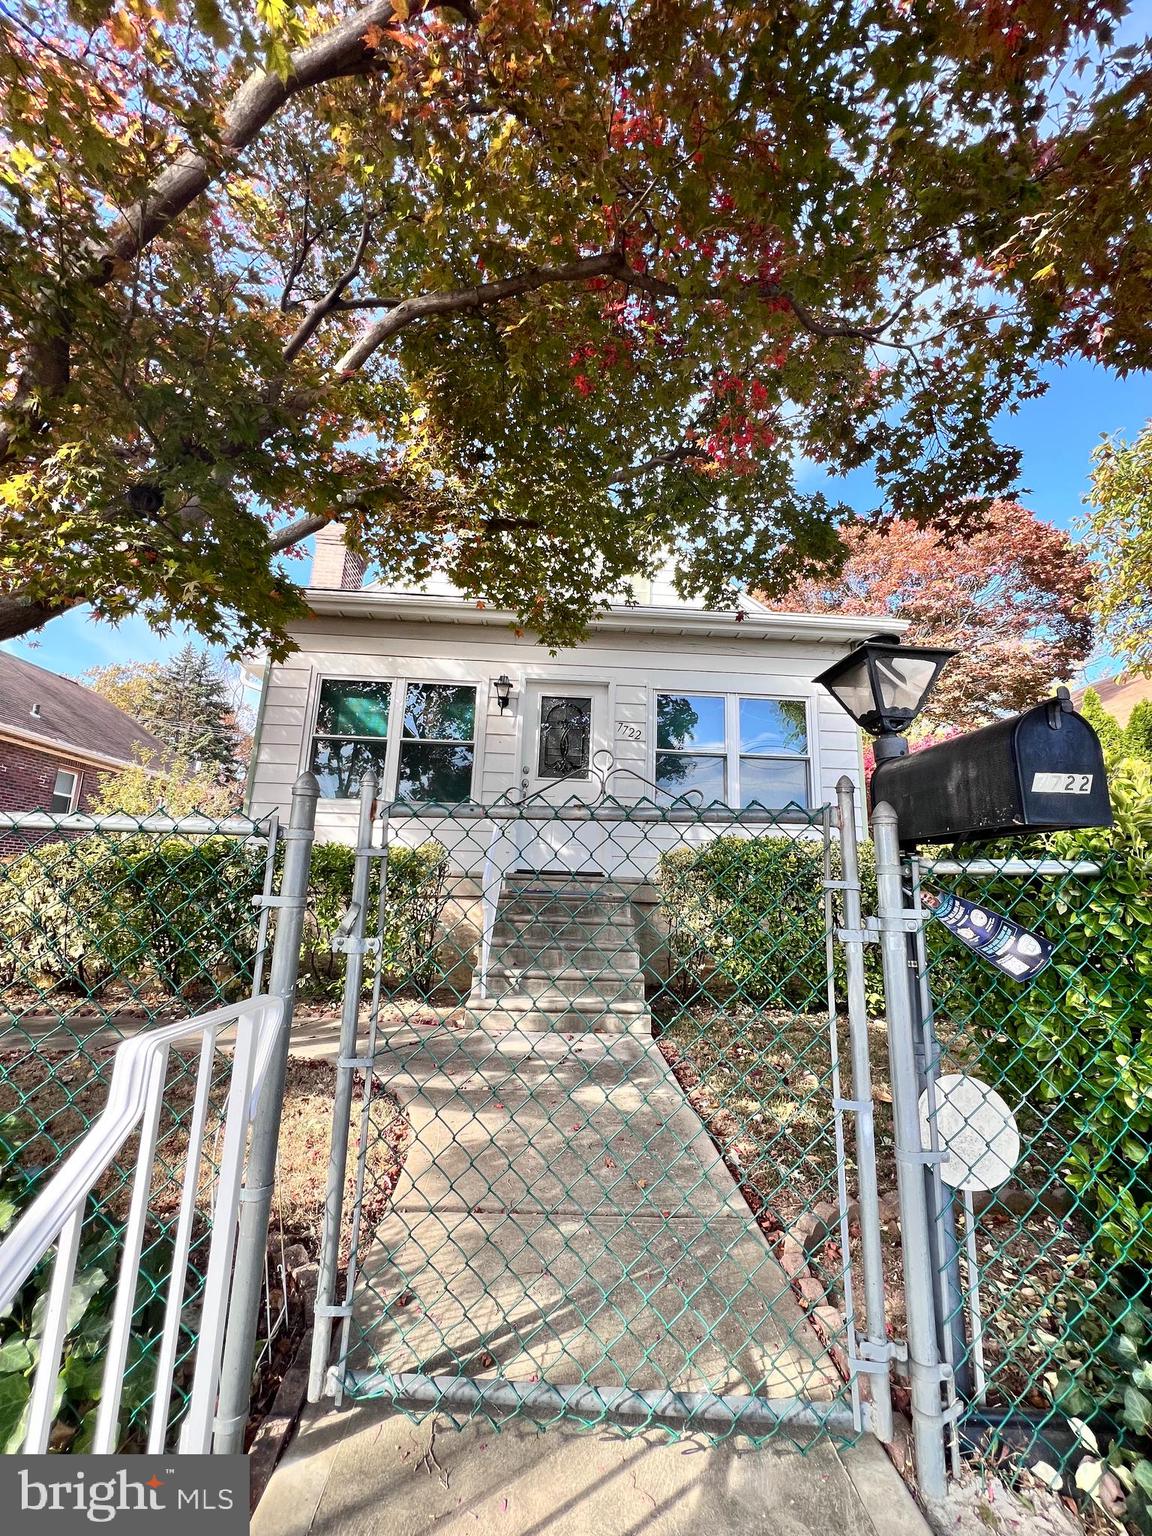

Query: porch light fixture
[[493, 674, 514, 714], [814, 634, 956, 762]]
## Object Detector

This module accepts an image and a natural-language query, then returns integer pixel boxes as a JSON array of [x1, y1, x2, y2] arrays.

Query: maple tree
[[766, 502, 1096, 730], [1, 0, 1150, 656], [1085, 421, 1152, 670]]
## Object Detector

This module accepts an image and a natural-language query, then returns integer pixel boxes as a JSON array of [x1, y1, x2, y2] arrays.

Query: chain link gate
[[309, 763, 903, 1447]]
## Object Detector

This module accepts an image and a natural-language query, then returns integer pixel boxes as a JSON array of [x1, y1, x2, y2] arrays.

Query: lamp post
[[816, 633, 970, 1407], [814, 634, 956, 764]]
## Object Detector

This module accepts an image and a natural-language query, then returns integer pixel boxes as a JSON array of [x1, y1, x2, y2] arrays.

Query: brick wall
[[0, 739, 114, 817]]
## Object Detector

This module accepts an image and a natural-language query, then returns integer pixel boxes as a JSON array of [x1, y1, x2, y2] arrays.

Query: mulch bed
[[655, 1002, 1099, 1418]]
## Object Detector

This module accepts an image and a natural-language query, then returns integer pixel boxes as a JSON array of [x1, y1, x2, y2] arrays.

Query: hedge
[[0, 834, 450, 1002], [655, 833, 885, 1012]]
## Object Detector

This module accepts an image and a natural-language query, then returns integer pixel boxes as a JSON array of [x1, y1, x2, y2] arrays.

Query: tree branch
[[0, 0, 417, 461], [334, 251, 634, 372], [282, 214, 376, 362]]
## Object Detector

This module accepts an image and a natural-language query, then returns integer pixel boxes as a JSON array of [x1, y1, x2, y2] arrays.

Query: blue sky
[[2, 353, 1149, 681]]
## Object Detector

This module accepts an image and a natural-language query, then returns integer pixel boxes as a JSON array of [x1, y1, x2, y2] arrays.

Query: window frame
[[49, 767, 80, 814], [652, 689, 813, 809], [308, 675, 480, 803]]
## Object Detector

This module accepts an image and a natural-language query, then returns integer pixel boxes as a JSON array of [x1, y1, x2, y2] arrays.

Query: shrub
[[655, 833, 885, 1012], [300, 840, 450, 996], [1047, 1283, 1152, 1533], [933, 755, 1152, 1267], [0, 836, 264, 998]]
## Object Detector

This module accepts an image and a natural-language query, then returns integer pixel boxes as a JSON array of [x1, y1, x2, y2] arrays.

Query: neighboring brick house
[[0, 651, 165, 818]]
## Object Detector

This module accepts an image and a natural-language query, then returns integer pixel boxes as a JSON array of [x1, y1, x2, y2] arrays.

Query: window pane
[[656, 694, 725, 752], [50, 770, 76, 813], [655, 752, 726, 802], [537, 696, 592, 779], [311, 738, 390, 799], [398, 743, 475, 802], [316, 679, 391, 738], [739, 698, 808, 755], [740, 757, 809, 809], [403, 682, 476, 741]]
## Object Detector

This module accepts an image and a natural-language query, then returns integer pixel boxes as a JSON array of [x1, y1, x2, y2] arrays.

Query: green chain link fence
[[312, 787, 893, 1448], [0, 808, 277, 1451], [914, 764, 1152, 1523]]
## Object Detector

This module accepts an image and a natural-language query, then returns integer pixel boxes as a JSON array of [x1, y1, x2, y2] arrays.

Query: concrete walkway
[[254, 1021, 928, 1535]]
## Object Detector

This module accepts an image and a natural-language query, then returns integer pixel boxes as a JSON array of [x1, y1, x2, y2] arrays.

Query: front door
[[519, 683, 609, 873]]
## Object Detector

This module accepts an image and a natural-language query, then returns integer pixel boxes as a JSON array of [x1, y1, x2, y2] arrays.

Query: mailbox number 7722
[[1031, 771, 1094, 795]]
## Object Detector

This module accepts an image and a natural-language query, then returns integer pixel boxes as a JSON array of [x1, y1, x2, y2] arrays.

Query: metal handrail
[[0, 994, 285, 1455]]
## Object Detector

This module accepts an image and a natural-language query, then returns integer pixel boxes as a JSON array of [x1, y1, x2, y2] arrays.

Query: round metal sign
[[918, 1073, 1020, 1192]]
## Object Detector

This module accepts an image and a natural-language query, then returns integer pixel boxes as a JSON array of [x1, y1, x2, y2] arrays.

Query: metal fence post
[[308, 774, 377, 1402], [871, 801, 949, 1500], [835, 777, 894, 1442], [213, 771, 319, 1454]]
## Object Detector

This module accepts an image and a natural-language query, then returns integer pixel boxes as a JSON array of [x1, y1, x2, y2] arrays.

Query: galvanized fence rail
[[897, 829, 1151, 1509]]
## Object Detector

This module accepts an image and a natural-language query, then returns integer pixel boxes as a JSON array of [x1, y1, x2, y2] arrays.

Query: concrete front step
[[484, 971, 647, 1007], [486, 953, 643, 982], [489, 947, 642, 976], [465, 996, 650, 1033], [469, 875, 652, 1035]]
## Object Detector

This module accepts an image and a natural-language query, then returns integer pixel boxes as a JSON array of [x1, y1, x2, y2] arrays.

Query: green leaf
[[0, 1374, 30, 1453], [0, 1338, 33, 1375], [1124, 1385, 1152, 1436], [29, 1267, 106, 1343]]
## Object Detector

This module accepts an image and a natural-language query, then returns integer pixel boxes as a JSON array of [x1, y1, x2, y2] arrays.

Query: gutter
[[300, 588, 909, 645]]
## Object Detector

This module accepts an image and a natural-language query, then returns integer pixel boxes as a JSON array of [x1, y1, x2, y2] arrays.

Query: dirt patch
[[656, 1003, 1096, 1421]]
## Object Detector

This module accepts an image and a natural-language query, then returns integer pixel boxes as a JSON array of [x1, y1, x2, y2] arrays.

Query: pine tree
[[149, 643, 241, 774]]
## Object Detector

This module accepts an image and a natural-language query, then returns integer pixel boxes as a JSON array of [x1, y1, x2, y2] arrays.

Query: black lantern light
[[814, 634, 956, 762], [493, 674, 514, 714]]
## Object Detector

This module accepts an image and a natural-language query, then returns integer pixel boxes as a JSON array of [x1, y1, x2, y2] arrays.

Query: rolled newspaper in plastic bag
[[921, 888, 1053, 980]]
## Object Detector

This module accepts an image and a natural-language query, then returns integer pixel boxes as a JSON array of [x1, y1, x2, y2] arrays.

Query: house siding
[[247, 613, 866, 842]]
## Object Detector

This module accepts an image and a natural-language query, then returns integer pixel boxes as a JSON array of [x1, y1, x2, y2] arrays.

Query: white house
[[245, 526, 899, 1027], [245, 525, 890, 846]]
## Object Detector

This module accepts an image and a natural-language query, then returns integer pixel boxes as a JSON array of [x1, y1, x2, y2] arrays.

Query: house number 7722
[[616, 721, 643, 742]]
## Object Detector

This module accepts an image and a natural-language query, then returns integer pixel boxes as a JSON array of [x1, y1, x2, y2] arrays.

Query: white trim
[[303, 587, 909, 644]]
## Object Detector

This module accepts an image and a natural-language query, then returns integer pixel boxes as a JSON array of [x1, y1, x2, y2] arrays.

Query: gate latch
[[330, 902, 382, 956], [850, 1336, 908, 1379]]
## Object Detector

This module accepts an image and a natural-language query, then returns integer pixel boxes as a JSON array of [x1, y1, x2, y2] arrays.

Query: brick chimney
[[310, 521, 367, 590]]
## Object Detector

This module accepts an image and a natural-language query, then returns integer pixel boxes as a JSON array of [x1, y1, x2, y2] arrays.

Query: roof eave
[[299, 588, 910, 644], [0, 723, 162, 776]]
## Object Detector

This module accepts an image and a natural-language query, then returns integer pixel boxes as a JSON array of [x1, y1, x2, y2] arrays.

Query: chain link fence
[[913, 840, 1152, 1519], [0, 808, 278, 1450]]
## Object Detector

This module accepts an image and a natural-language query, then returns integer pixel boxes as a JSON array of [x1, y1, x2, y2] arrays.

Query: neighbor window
[[655, 693, 809, 808], [49, 768, 79, 814], [310, 678, 477, 801]]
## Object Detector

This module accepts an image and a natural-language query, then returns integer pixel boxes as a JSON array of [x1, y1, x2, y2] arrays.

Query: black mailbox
[[871, 690, 1112, 847]]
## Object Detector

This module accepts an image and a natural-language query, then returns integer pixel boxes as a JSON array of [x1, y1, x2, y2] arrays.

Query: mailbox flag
[[921, 889, 1053, 981]]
